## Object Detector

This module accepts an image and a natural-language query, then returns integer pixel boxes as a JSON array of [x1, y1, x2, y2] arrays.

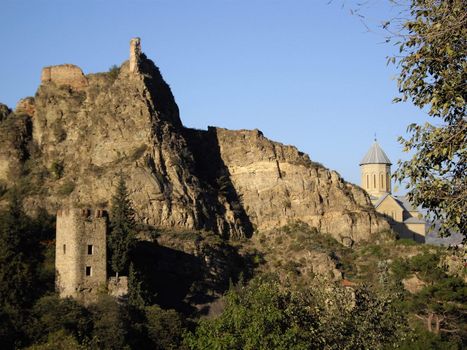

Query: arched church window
[[373, 174, 376, 189]]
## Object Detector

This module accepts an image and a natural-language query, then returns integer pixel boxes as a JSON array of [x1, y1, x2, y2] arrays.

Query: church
[[360, 141, 426, 242]]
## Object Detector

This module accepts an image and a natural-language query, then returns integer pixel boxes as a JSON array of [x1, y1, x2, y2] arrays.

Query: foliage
[[185, 274, 406, 350], [27, 295, 91, 345], [109, 172, 136, 276], [390, 250, 467, 342], [0, 191, 52, 349], [390, 0, 467, 237], [128, 263, 147, 309], [57, 181, 75, 196], [88, 295, 131, 350], [107, 65, 120, 82], [144, 305, 187, 350], [0, 190, 37, 309], [50, 160, 64, 180], [25, 329, 83, 350], [184, 275, 320, 350]]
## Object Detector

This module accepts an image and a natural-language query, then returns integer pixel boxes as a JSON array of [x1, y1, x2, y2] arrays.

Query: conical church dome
[[360, 142, 392, 165]]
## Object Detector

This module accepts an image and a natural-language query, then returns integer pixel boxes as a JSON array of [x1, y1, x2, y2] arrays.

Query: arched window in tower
[[366, 175, 369, 188], [373, 174, 376, 189], [380, 174, 384, 190], [386, 173, 390, 191]]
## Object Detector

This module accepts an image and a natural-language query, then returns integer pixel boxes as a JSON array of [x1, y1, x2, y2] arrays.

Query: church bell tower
[[360, 140, 392, 198]]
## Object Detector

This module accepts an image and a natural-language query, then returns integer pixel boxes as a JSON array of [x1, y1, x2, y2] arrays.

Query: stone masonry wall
[[129, 37, 141, 73], [41, 64, 88, 90], [56, 208, 107, 303]]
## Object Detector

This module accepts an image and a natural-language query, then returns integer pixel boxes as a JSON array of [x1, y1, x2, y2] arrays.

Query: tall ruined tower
[[129, 37, 141, 73], [55, 208, 107, 303]]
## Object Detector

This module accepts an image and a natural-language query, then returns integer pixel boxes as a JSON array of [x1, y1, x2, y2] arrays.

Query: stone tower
[[55, 208, 107, 303], [360, 141, 392, 198], [129, 37, 142, 73]]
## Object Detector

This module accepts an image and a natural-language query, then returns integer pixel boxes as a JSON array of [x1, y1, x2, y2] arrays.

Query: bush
[[107, 65, 120, 82], [57, 181, 75, 196], [50, 161, 64, 180], [144, 305, 187, 350]]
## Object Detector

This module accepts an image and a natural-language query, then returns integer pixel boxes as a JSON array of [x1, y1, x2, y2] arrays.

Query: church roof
[[394, 196, 416, 212], [360, 142, 392, 165]]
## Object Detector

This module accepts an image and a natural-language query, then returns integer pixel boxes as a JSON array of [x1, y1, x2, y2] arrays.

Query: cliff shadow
[[130, 237, 260, 316], [130, 241, 203, 314], [182, 127, 254, 239]]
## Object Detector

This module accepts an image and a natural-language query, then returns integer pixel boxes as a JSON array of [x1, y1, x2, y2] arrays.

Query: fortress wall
[[41, 64, 88, 90]]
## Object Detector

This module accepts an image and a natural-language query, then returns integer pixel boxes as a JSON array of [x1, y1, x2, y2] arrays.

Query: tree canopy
[[389, 0, 466, 238]]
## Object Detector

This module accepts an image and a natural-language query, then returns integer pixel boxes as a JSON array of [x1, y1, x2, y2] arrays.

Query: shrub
[[50, 161, 64, 180], [107, 65, 120, 82], [57, 181, 75, 196]]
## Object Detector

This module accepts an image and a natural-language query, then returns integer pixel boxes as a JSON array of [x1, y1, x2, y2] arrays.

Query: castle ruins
[[41, 64, 88, 90], [129, 37, 141, 73], [55, 208, 108, 303]]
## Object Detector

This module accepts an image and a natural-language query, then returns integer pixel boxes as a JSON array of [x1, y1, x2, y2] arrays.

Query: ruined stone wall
[[41, 64, 88, 90], [56, 208, 107, 303]]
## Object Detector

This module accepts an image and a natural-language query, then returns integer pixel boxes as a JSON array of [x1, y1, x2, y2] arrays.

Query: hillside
[[0, 39, 464, 350], [0, 38, 388, 244]]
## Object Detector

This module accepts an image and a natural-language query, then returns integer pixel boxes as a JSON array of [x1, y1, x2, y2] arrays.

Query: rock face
[[15, 97, 35, 117], [184, 127, 387, 241], [0, 39, 389, 241], [0, 113, 31, 182]]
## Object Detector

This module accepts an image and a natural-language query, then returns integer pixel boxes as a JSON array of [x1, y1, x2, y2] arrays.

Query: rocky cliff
[[0, 38, 389, 242]]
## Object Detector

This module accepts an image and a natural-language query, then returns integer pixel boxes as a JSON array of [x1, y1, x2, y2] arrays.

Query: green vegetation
[[185, 274, 406, 350], [107, 65, 120, 82], [57, 181, 75, 196], [50, 160, 64, 180], [0, 192, 464, 349], [109, 172, 136, 278], [390, 0, 467, 237]]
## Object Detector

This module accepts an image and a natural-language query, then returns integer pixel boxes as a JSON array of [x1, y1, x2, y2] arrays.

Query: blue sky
[[0, 0, 428, 189]]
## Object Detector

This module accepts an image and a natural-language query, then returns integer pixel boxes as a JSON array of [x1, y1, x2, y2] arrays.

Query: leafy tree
[[0, 190, 41, 348], [27, 295, 91, 345], [184, 275, 320, 350], [89, 295, 131, 350], [144, 305, 187, 350], [25, 329, 83, 350], [109, 173, 136, 278], [389, 0, 467, 237], [403, 253, 466, 337], [185, 274, 406, 350]]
